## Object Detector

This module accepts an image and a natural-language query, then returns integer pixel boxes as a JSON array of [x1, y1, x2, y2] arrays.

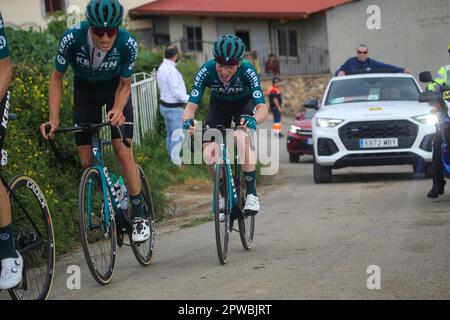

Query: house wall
[[269, 12, 329, 75], [270, 12, 328, 51], [169, 15, 217, 63], [215, 18, 271, 56], [327, 0, 450, 83], [0, 0, 154, 30]]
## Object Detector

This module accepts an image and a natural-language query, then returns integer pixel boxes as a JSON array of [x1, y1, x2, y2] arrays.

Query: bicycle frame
[[86, 132, 125, 232], [212, 129, 242, 214]]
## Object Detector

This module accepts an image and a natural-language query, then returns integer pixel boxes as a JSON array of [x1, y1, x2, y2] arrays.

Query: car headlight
[[289, 125, 301, 133], [413, 114, 438, 125], [316, 118, 344, 128]]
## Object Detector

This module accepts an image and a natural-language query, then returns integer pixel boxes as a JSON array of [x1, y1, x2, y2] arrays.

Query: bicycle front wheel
[[79, 167, 116, 285], [214, 163, 230, 265], [131, 165, 155, 266], [7, 175, 55, 300]]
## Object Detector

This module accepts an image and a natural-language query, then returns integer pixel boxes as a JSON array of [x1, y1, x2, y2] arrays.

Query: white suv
[[309, 73, 436, 183]]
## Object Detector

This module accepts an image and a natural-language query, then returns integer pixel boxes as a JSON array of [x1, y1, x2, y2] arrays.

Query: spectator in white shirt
[[156, 45, 189, 166]]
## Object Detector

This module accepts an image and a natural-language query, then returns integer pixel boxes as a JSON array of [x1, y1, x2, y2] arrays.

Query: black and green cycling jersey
[[188, 59, 266, 105], [55, 21, 138, 84], [0, 11, 9, 59]]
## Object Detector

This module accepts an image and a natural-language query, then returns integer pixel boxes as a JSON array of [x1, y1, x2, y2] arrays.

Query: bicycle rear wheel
[[7, 175, 55, 300], [79, 167, 116, 285], [214, 163, 230, 265], [131, 165, 155, 266]]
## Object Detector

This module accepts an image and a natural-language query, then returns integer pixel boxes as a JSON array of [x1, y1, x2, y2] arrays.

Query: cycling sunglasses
[[92, 27, 118, 38], [357, 50, 368, 55], [215, 56, 240, 66]]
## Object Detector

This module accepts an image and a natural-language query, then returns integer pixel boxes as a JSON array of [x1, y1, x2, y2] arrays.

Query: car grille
[[338, 120, 418, 150], [295, 128, 312, 136]]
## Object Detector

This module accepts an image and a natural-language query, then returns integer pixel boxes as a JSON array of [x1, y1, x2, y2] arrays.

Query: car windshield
[[325, 77, 420, 105]]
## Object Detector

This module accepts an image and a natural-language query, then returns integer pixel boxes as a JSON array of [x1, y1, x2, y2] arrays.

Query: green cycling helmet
[[86, 0, 124, 28], [213, 34, 246, 66]]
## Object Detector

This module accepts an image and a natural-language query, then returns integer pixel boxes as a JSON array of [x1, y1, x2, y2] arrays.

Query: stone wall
[[260, 74, 331, 116]]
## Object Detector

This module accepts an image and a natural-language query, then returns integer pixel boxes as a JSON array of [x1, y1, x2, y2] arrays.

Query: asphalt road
[[2, 117, 448, 300]]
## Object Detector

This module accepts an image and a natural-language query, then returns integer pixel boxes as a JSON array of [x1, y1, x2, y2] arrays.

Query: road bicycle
[[211, 125, 256, 265], [47, 122, 155, 285], [0, 114, 55, 300]]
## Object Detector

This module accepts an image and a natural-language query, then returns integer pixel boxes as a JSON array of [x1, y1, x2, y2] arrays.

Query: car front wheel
[[313, 158, 332, 183]]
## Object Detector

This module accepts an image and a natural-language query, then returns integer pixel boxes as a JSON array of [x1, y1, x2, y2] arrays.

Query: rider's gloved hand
[[239, 115, 257, 131], [183, 119, 195, 130]]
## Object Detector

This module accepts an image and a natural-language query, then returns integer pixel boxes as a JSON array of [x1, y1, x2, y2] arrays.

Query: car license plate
[[359, 138, 398, 148], [306, 138, 313, 145]]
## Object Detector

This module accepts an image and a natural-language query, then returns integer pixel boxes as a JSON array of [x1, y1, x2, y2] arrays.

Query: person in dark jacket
[[335, 44, 411, 76]]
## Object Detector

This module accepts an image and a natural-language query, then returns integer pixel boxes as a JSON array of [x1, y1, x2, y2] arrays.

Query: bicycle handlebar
[[183, 125, 256, 151], [44, 122, 132, 150]]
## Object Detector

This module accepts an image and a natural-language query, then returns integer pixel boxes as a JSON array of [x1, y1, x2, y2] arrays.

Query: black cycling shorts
[[73, 77, 134, 146], [203, 96, 256, 143], [0, 90, 10, 152]]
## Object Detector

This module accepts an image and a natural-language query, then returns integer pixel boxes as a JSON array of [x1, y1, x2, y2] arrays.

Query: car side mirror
[[304, 99, 319, 110], [418, 91, 439, 103], [419, 71, 433, 83]]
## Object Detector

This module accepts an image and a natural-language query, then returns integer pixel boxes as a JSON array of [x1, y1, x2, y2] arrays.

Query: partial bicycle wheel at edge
[[214, 163, 230, 265], [131, 165, 155, 266], [7, 175, 55, 300], [78, 167, 116, 285]]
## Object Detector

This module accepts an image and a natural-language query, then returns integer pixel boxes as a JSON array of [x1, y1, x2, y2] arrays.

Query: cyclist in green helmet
[[427, 43, 450, 198], [0, 11, 24, 290], [183, 34, 269, 218], [40, 0, 151, 242]]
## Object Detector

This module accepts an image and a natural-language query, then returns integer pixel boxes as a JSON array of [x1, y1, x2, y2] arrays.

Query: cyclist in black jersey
[[183, 34, 268, 217], [40, 0, 150, 242], [0, 11, 24, 290]]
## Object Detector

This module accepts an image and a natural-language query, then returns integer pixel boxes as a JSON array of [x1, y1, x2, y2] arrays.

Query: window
[[277, 29, 298, 57], [235, 31, 251, 51], [184, 26, 203, 52], [45, 0, 65, 14]]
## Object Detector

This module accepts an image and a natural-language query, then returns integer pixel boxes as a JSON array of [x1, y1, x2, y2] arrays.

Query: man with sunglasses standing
[[335, 44, 411, 76], [183, 34, 268, 218], [40, 0, 151, 242]]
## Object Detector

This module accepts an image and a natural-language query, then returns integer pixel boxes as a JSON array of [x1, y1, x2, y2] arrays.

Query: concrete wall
[[0, 0, 154, 29], [271, 13, 328, 52], [327, 0, 450, 85], [169, 15, 217, 63], [216, 18, 271, 54], [270, 13, 329, 75]]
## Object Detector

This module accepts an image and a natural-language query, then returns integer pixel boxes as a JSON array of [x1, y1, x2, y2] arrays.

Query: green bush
[[4, 63, 79, 253]]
